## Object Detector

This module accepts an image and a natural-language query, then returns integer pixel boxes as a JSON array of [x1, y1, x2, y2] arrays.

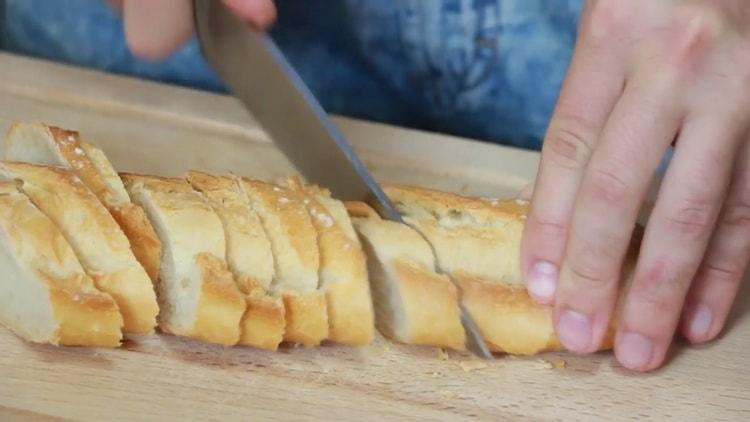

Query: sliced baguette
[[384, 185, 637, 355], [0, 162, 158, 333], [187, 171, 285, 351], [347, 202, 465, 350], [122, 174, 245, 345], [0, 181, 123, 346], [4, 122, 162, 282], [241, 179, 328, 346], [280, 177, 374, 346]]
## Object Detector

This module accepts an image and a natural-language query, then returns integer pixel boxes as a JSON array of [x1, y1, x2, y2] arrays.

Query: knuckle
[[584, 0, 633, 44], [700, 261, 743, 287], [544, 118, 594, 171], [529, 217, 568, 242], [585, 166, 632, 206], [664, 195, 716, 237], [724, 179, 750, 229], [664, 4, 726, 68], [566, 259, 613, 290]]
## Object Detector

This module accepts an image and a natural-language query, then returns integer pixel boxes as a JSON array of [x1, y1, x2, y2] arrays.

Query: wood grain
[[0, 52, 748, 421]]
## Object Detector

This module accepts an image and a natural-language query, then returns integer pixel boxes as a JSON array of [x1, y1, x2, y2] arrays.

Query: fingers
[[222, 0, 277, 30], [521, 4, 626, 304], [615, 114, 743, 372], [123, 0, 194, 61], [681, 140, 750, 344], [553, 71, 683, 355]]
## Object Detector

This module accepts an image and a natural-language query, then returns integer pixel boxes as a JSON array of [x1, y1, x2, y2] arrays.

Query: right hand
[[108, 0, 277, 61]]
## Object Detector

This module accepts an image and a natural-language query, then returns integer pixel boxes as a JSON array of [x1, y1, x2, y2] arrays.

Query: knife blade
[[192, 0, 401, 221], [193, 0, 492, 359]]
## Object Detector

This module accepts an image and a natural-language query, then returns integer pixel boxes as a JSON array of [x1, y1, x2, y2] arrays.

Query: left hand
[[108, 0, 276, 61], [521, 0, 750, 372]]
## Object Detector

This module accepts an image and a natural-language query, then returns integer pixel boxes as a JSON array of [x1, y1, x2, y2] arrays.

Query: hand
[[108, 0, 276, 61], [522, 0, 750, 372]]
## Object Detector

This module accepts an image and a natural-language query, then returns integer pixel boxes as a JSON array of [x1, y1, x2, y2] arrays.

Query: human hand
[[522, 0, 750, 372], [108, 0, 276, 61]]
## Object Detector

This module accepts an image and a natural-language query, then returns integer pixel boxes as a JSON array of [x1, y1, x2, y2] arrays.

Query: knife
[[193, 0, 492, 359]]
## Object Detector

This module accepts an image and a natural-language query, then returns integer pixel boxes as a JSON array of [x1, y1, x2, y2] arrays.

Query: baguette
[[281, 177, 374, 346], [0, 162, 158, 333], [348, 202, 465, 350], [187, 171, 285, 351], [122, 174, 245, 345], [241, 179, 328, 346], [0, 181, 123, 346], [385, 185, 636, 355], [4, 122, 162, 283]]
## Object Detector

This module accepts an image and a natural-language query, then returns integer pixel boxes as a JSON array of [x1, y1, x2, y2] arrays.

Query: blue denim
[[0, 0, 585, 150]]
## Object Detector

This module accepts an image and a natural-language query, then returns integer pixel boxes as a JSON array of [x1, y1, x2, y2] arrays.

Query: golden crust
[[240, 281, 286, 351], [187, 171, 284, 350], [351, 215, 465, 350], [386, 185, 638, 355], [81, 142, 162, 284], [385, 184, 527, 285], [49, 284, 124, 347], [121, 173, 246, 346], [280, 177, 374, 346], [241, 179, 328, 345], [281, 291, 328, 347], [241, 179, 320, 290], [0, 182, 122, 346], [456, 275, 560, 354], [192, 253, 246, 346], [4, 123, 162, 284], [393, 260, 466, 350], [109, 203, 162, 283], [0, 162, 157, 333]]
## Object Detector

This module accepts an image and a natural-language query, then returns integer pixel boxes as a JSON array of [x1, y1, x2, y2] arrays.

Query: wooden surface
[[0, 52, 748, 421]]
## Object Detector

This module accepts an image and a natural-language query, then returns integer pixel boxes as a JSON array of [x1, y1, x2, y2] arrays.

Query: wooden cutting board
[[0, 52, 748, 422]]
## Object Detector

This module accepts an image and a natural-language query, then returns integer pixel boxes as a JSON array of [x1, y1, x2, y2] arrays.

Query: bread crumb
[[551, 358, 567, 369], [457, 360, 488, 372], [73, 147, 85, 155], [437, 348, 450, 361], [278, 197, 289, 204], [65, 135, 76, 143]]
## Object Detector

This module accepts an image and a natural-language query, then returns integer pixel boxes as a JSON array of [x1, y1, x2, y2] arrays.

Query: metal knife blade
[[192, 0, 401, 221], [193, 0, 492, 359]]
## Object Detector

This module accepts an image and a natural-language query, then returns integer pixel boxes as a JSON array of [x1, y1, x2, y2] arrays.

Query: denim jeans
[[1, 0, 585, 150]]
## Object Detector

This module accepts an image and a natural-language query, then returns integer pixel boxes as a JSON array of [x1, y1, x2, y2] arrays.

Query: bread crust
[[281, 177, 374, 346], [241, 179, 328, 346], [0, 181, 123, 346], [121, 173, 245, 346], [385, 184, 526, 285], [352, 210, 465, 350], [81, 142, 162, 283], [4, 123, 162, 283], [0, 162, 157, 333], [384, 185, 636, 355], [187, 171, 285, 350]]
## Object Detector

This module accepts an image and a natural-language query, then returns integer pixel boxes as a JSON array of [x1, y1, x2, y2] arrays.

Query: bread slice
[[0, 162, 158, 333], [0, 181, 123, 346], [122, 174, 245, 345], [4, 122, 162, 283], [384, 185, 636, 355], [187, 171, 285, 350], [241, 179, 328, 346], [347, 201, 465, 350], [279, 177, 374, 346]]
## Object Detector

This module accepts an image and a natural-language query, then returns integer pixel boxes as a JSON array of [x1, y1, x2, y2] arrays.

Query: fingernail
[[687, 304, 713, 340], [527, 261, 558, 303], [618, 331, 653, 369], [557, 309, 592, 352]]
